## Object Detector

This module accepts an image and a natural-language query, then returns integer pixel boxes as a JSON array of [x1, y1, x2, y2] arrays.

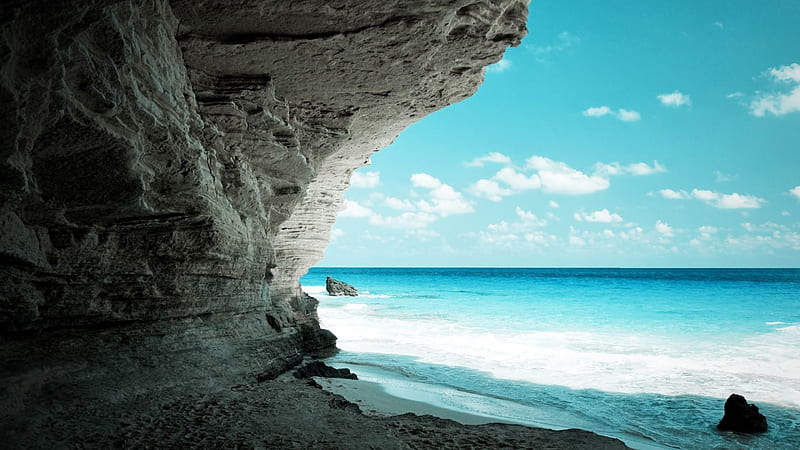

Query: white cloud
[[467, 179, 513, 202], [527, 156, 610, 195], [330, 228, 344, 240], [790, 186, 800, 199], [569, 236, 586, 246], [339, 200, 373, 218], [369, 212, 437, 229], [464, 152, 512, 167], [698, 226, 718, 240], [515, 206, 547, 227], [726, 92, 743, 99], [712, 22, 724, 29], [690, 189, 765, 209], [595, 161, 666, 176], [750, 63, 800, 117], [384, 196, 416, 211], [628, 161, 667, 175], [412, 174, 474, 216], [657, 91, 691, 107], [487, 57, 512, 73], [574, 209, 623, 223], [582, 106, 612, 117], [616, 109, 641, 122], [750, 86, 800, 116], [655, 220, 674, 237], [410, 173, 442, 189], [350, 171, 380, 188], [494, 167, 542, 191], [658, 189, 690, 200], [769, 63, 800, 82], [691, 189, 718, 202], [470, 156, 667, 202], [582, 106, 641, 122]]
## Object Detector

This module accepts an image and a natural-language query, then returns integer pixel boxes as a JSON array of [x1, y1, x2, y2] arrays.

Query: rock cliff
[[0, 0, 526, 405]]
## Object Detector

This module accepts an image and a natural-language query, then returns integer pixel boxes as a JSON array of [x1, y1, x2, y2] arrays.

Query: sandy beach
[[1, 358, 629, 449]]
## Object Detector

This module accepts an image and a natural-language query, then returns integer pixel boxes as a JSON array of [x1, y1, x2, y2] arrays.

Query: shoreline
[[315, 364, 666, 450]]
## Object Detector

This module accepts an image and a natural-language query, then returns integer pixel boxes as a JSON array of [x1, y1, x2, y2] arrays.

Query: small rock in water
[[326, 276, 358, 296], [717, 393, 768, 433], [293, 361, 358, 380]]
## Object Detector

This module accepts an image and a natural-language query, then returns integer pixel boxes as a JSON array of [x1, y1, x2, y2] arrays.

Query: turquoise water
[[300, 268, 800, 449]]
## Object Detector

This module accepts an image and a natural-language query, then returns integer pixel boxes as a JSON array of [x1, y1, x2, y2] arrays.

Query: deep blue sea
[[300, 268, 800, 449]]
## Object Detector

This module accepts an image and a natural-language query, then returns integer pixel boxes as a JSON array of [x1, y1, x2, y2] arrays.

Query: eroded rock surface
[[0, 0, 526, 439], [326, 276, 359, 296]]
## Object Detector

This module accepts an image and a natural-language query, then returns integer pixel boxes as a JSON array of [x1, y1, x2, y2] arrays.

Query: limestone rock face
[[0, 0, 526, 381]]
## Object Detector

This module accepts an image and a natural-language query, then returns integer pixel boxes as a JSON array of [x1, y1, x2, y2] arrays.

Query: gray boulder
[[326, 277, 358, 296]]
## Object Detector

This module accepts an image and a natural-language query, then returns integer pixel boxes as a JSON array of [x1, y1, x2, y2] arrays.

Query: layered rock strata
[[1, 1, 527, 433]]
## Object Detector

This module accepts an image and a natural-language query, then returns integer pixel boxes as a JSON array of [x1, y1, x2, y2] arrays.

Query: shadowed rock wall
[[0, 0, 526, 374]]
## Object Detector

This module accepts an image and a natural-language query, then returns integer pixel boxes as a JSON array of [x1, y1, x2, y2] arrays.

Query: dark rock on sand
[[294, 361, 358, 380], [717, 393, 768, 433], [326, 276, 359, 296]]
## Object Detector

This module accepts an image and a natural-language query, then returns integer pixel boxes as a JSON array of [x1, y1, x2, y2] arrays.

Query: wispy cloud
[[384, 196, 416, 211], [692, 189, 765, 209], [595, 161, 666, 176], [714, 170, 733, 182], [528, 31, 580, 60], [487, 57, 512, 73], [369, 212, 437, 229], [790, 186, 800, 199], [658, 188, 765, 209], [658, 189, 690, 200], [350, 171, 380, 188], [583, 106, 641, 122], [750, 63, 800, 117], [464, 152, 512, 167], [712, 22, 724, 30], [657, 91, 691, 107]]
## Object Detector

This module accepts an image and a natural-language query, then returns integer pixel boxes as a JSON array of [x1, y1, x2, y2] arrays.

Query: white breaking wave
[[304, 285, 393, 299], [319, 302, 800, 409]]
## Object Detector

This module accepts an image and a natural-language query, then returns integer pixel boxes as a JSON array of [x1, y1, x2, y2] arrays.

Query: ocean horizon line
[[311, 266, 800, 270]]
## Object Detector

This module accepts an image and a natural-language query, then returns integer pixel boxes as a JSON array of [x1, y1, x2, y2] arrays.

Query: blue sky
[[318, 0, 800, 267]]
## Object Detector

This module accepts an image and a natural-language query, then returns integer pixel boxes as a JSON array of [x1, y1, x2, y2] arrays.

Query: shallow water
[[301, 267, 800, 449]]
